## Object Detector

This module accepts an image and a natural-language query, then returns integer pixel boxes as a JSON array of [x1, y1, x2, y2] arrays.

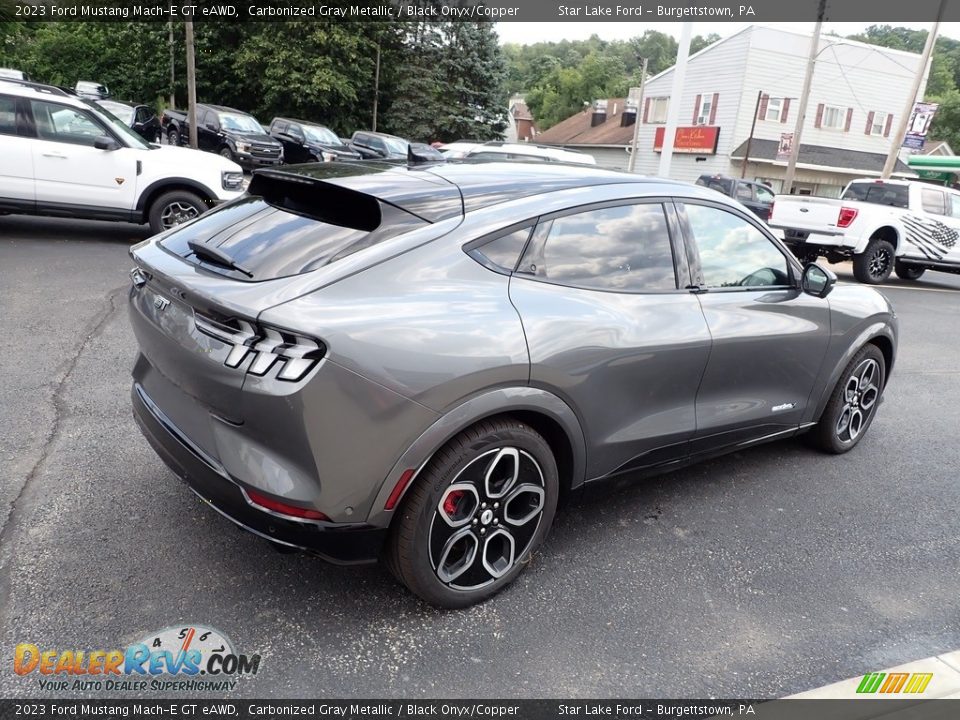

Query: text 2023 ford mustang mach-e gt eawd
[[128, 160, 897, 607]]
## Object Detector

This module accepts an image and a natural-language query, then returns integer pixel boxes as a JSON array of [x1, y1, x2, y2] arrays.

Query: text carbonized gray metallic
[[128, 160, 898, 607]]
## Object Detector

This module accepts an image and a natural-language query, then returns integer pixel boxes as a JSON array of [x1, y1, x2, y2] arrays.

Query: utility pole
[[628, 57, 648, 174], [658, 22, 692, 178], [881, 0, 946, 179], [741, 90, 762, 179], [185, 19, 198, 150], [372, 41, 381, 132], [783, 0, 826, 195], [168, 17, 175, 110]]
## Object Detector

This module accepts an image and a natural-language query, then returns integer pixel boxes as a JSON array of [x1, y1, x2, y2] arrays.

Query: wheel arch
[[810, 323, 896, 423], [136, 178, 218, 218], [366, 387, 587, 528], [854, 224, 901, 254]]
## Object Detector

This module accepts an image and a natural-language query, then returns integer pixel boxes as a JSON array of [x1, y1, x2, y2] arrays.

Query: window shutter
[[865, 111, 875, 135], [884, 114, 893, 137], [845, 108, 853, 132], [643, 97, 650, 123], [781, 98, 791, 123], [758, 94, 769, 120], [709, 93, 719, 124], [814, 103, 824, 129], [692, 94, 702, 123]]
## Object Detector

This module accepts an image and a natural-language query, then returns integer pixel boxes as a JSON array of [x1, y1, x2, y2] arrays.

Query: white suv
[[0, 80, 245, 234]]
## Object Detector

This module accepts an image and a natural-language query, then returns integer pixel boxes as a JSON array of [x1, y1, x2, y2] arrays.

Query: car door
[[285, 123, 308, 163], [901, 186, 960, 267], [197, 109, 218, 151], [29, 98, 138, 213], [677, 200, 832, 457], [507, 200, 712, 481], [0, 93, 34, 211]]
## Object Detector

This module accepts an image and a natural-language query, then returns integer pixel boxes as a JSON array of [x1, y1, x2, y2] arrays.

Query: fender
[[135, 177, 219, 213], [365, 386, 587, 526], [806, 321, 897, 424], [851, 220, 904, 255]]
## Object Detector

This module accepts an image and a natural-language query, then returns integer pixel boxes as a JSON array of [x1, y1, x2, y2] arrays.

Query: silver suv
[[128, 161, 897, 607]]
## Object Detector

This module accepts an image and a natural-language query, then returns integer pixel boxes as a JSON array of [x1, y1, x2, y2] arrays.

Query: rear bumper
[[131, 383, 387, 565]]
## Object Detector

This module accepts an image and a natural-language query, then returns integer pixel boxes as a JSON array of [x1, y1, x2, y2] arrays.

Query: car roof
[[252, 160, 704, 223], [0, 78, 80, 100]]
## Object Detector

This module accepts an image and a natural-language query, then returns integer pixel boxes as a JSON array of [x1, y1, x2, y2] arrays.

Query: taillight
[[245, 488, 329, 521], [837, 207, 858, 228], [195, 314, 325, 382], [769, 200, 775, 218]]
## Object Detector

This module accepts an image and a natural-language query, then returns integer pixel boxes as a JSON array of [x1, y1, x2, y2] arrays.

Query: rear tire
[[809, 344, 885, 454], [894, 261, 926, 281], [852, 238, 895, 284], [386, 419, 559, 608], [148, 190, 206, 234]]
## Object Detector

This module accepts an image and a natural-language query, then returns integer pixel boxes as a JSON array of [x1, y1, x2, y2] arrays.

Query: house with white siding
[[537, 26, 924, 196]]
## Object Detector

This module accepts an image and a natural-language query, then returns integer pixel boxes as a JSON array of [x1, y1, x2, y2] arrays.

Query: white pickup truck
[[768, 178, 960, 284]]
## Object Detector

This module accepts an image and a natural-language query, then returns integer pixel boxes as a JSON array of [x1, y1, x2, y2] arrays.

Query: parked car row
[[0, 78, 245, 234]]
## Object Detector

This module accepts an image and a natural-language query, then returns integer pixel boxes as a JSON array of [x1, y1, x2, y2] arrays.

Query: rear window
[[842, 182, 909, 208], [697, 176, 734, 196], [160, 181, 426, 282]]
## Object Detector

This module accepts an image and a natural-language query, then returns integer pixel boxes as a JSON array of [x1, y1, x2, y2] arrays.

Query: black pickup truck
[[695, 174, 776, 220], [161, 104, 283, 169]]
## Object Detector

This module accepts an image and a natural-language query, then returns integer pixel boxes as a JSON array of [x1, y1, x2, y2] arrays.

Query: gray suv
[[128, 161, 897, 607]]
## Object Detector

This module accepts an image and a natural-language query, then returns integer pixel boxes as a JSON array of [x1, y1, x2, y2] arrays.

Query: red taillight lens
[[245, 488, 329, 521], [384, 469, 416, 510], [837, 207, 858, 228]]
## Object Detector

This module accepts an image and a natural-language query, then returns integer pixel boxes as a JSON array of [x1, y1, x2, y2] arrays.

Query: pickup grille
[[251, 144, 281, 156]]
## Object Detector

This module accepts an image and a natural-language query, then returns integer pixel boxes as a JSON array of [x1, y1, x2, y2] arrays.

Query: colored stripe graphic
[[857, 673, 885, 693], [880, 673, 909, 693], [903, 673, 934, 694]]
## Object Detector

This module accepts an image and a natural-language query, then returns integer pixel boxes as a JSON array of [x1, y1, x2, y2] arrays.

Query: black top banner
[[2, 0, 960, 23]]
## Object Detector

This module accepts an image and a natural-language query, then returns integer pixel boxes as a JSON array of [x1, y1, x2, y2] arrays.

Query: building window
[[821, 105, 847, 130], [645, 97, 669, 124], [696, 93, 713, 125], [765, 97, 784, 122], [868, 111, 890, 136]]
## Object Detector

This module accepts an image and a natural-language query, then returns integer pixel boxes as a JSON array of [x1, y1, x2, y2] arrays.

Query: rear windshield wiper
[[187, 239, 253, 278]]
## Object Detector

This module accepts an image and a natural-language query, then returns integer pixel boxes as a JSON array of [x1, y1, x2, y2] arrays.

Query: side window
[[469, 227, 532, 273], [289, 124, 304, 141], [0, 95, 17, 136], [272, 120, 286, 134], [30, 100, 104, 146], [682, 203, 790, 288], [755, 185, 775, 203], [949, 194, 960, 219], [735, 183, 754, 202], [521, 203, 677, 292], [921, 188, 947, 215]]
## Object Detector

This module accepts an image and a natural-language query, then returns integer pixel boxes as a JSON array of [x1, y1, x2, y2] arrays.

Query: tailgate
[[769, 196, 846, 235]]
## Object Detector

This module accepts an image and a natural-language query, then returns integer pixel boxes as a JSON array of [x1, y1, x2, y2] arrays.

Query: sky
[[495, 22, 960, 45]]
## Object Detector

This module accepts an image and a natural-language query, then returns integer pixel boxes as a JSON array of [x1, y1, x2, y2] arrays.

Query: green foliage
[[927, 88, 960, 151], [0, 17, 506, 141], [503, 31, 720, 130]]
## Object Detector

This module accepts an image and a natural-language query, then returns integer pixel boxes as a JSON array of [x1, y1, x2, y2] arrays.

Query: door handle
[[41, 152, 67, 159]]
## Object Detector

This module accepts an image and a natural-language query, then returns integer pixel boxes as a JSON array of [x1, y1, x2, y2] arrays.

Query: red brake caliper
[[443, 490, 465, 517]]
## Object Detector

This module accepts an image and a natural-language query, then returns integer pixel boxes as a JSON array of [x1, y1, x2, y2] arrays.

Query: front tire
[[809, 344, 885, 454], [219, 146, 235, 162], [852, 237, 895, 284], [387, 419, 559, 608], [895, 261, 926, 281], [148, 190, 206, 234], [167, 128, 180, 147]]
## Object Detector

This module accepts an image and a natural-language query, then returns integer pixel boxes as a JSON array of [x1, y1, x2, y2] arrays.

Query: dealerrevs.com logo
[[13, 625, 261, 692]]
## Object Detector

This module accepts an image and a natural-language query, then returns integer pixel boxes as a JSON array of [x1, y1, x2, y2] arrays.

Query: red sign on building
[[653, 126, 720, 154]]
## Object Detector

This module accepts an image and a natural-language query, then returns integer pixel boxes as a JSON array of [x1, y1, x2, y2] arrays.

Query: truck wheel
[[219, 147, 235, 162], [167, 128, 180, 146], [894, 261, 925, 281], [852, 238, 894, 284], [148, 190, 206, 234]]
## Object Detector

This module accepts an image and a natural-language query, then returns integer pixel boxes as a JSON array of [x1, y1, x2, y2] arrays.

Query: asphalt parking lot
[[1, 215, 959, 699]]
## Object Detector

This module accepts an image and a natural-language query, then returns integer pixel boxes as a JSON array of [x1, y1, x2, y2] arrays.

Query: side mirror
[[801, 262, 836, 298], [94, 136, 120, 151], [204, 121, 218, 131]]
